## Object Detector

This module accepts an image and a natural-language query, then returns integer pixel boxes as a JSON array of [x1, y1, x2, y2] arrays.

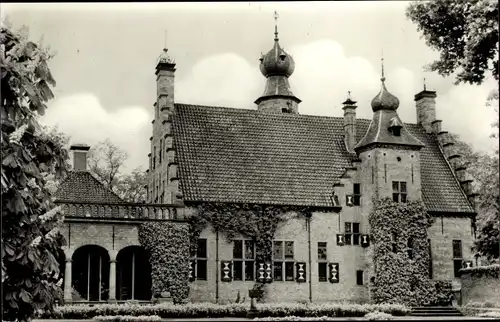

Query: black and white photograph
[[1, 1, 499, 321]]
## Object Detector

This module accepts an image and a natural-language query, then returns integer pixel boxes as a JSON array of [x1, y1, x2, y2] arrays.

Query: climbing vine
[[188, 203, 312, 301], [138, 222, 190, 304], [369, 197, 447, 306]]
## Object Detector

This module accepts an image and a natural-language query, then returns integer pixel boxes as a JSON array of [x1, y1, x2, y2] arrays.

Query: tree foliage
[[88, 138, 128, 190], [448, 133, 499, 262], [1, 26, 69, 321], [114, 167, 147, 203], [406, 0, 499, 85], [87, 138, 147, 203]]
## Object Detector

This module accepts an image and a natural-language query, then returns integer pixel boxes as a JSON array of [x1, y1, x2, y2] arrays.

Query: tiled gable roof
[[172, 103, 474, 213], [54, 171, 124, 204]]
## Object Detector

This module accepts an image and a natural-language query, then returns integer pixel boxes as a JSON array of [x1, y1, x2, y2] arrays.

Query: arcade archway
[[116, 246, 152, 301], [72, 245, 110, 301]]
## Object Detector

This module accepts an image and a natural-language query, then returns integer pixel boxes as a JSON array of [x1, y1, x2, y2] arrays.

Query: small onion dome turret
[[259, 32, 295, 78], [371, 75, 399, 111]]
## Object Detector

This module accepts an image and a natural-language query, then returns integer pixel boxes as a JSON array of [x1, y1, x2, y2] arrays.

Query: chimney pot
[[70, 144, 90, 171], [414, 89, 437, 134], [342, 98, 357, 153]]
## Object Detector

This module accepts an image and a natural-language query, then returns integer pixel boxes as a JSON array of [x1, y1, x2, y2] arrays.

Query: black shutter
[[337, 234, 345, 246], [265, 262, 273, 283], [296, 262, 307, 283], [462, 260, 473, 269], [361, 234, 370, 247], [256, 261, 266, 283], [329, 262, 339, 283], [189, 260, 196, 282], [221, 261, 232, 282]]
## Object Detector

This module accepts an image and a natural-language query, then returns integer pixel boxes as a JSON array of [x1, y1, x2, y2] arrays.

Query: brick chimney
[[342, 93, 357, 153], [414, 87, 438, 134], [70, 144, 90, 171]]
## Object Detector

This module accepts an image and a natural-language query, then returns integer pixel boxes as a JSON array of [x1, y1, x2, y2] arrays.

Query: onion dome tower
[[255, 11, 301, 114], [355, 58, 424, 152]]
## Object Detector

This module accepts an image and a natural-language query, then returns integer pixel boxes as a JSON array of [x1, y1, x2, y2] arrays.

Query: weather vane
[[274, 10, 279, 40], [381, 48, 386, 82]]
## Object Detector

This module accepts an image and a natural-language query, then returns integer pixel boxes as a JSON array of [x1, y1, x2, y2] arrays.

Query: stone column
[[63, 258, 73, 304], [108, 250, 118, 303]]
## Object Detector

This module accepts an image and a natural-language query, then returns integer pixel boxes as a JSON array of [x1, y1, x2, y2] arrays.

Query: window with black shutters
[[273, 241, 294, 281], [318, 242, 328, 282], [353, 183, 361, 206], [392, 181, 407, 203], [353, 223, 360, 245], [453, 240, 463, 278], [344, 222, 361, 246], [345, 222, 352, 245], [233, 240, 255, 281], [356, 270, 364, 285]]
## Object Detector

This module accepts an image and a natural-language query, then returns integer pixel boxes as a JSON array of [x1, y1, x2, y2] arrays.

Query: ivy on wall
[[369, 198, 447, 307], [188, 203, 312, 301], [138, 222, 190, 304]]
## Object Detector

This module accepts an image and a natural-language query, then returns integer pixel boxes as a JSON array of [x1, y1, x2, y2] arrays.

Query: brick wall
[[188, 208, 371, 304], [428, 216, 474, 286], [60, 221, 142, 259]]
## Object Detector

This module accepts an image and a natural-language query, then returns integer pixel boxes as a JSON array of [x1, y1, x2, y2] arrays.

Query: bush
[[478, 311, 500, 318], [364, 311, 393, 320], [138, 222, 190, 304], [432, 280, 452, 306], [41, 302, 410, 319], [95, 316, 162, 322], [459, 264, 500, 278]]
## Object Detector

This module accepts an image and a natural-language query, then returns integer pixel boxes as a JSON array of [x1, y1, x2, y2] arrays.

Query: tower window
[[282, 108, 289, 113], [392, 127, 401, 136], [356, 270, 364, 285], [353, 183, 361, 206], [392, 181, 407, 203]]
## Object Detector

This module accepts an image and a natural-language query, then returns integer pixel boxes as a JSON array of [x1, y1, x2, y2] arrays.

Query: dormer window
[[388, 117, 403, 136]]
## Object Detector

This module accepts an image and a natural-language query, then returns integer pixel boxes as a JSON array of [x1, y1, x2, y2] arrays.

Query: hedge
[[94, 316, 162, 322], [459, 264, 500, 278], [40, 302, 410, 319]]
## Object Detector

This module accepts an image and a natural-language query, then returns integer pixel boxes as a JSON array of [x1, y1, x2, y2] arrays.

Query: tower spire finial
[[164, 30, 168, 49], [274, 10, 279, 41], [423, 77, 427, 91], [381, 48, 386, 82]]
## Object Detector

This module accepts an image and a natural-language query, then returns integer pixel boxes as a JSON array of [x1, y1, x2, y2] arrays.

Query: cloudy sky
[[3, 2, 498, 172]]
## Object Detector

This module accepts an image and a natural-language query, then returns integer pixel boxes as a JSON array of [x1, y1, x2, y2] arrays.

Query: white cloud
[[41, 93, 151, 172], [42, 39, 497, 174], [176, 38, 498, 154]]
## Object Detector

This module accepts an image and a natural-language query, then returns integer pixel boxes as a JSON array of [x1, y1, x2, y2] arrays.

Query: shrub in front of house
[[94, 316, 162, 322], [41, 302, 409, 319], [364, 311, 393, 320]]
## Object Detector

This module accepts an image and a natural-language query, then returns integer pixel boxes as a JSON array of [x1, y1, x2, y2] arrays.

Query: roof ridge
[[173, 103, 421, 127]]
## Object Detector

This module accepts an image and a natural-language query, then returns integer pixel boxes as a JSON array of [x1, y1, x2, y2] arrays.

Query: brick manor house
[[55, 26, 478, 304]]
